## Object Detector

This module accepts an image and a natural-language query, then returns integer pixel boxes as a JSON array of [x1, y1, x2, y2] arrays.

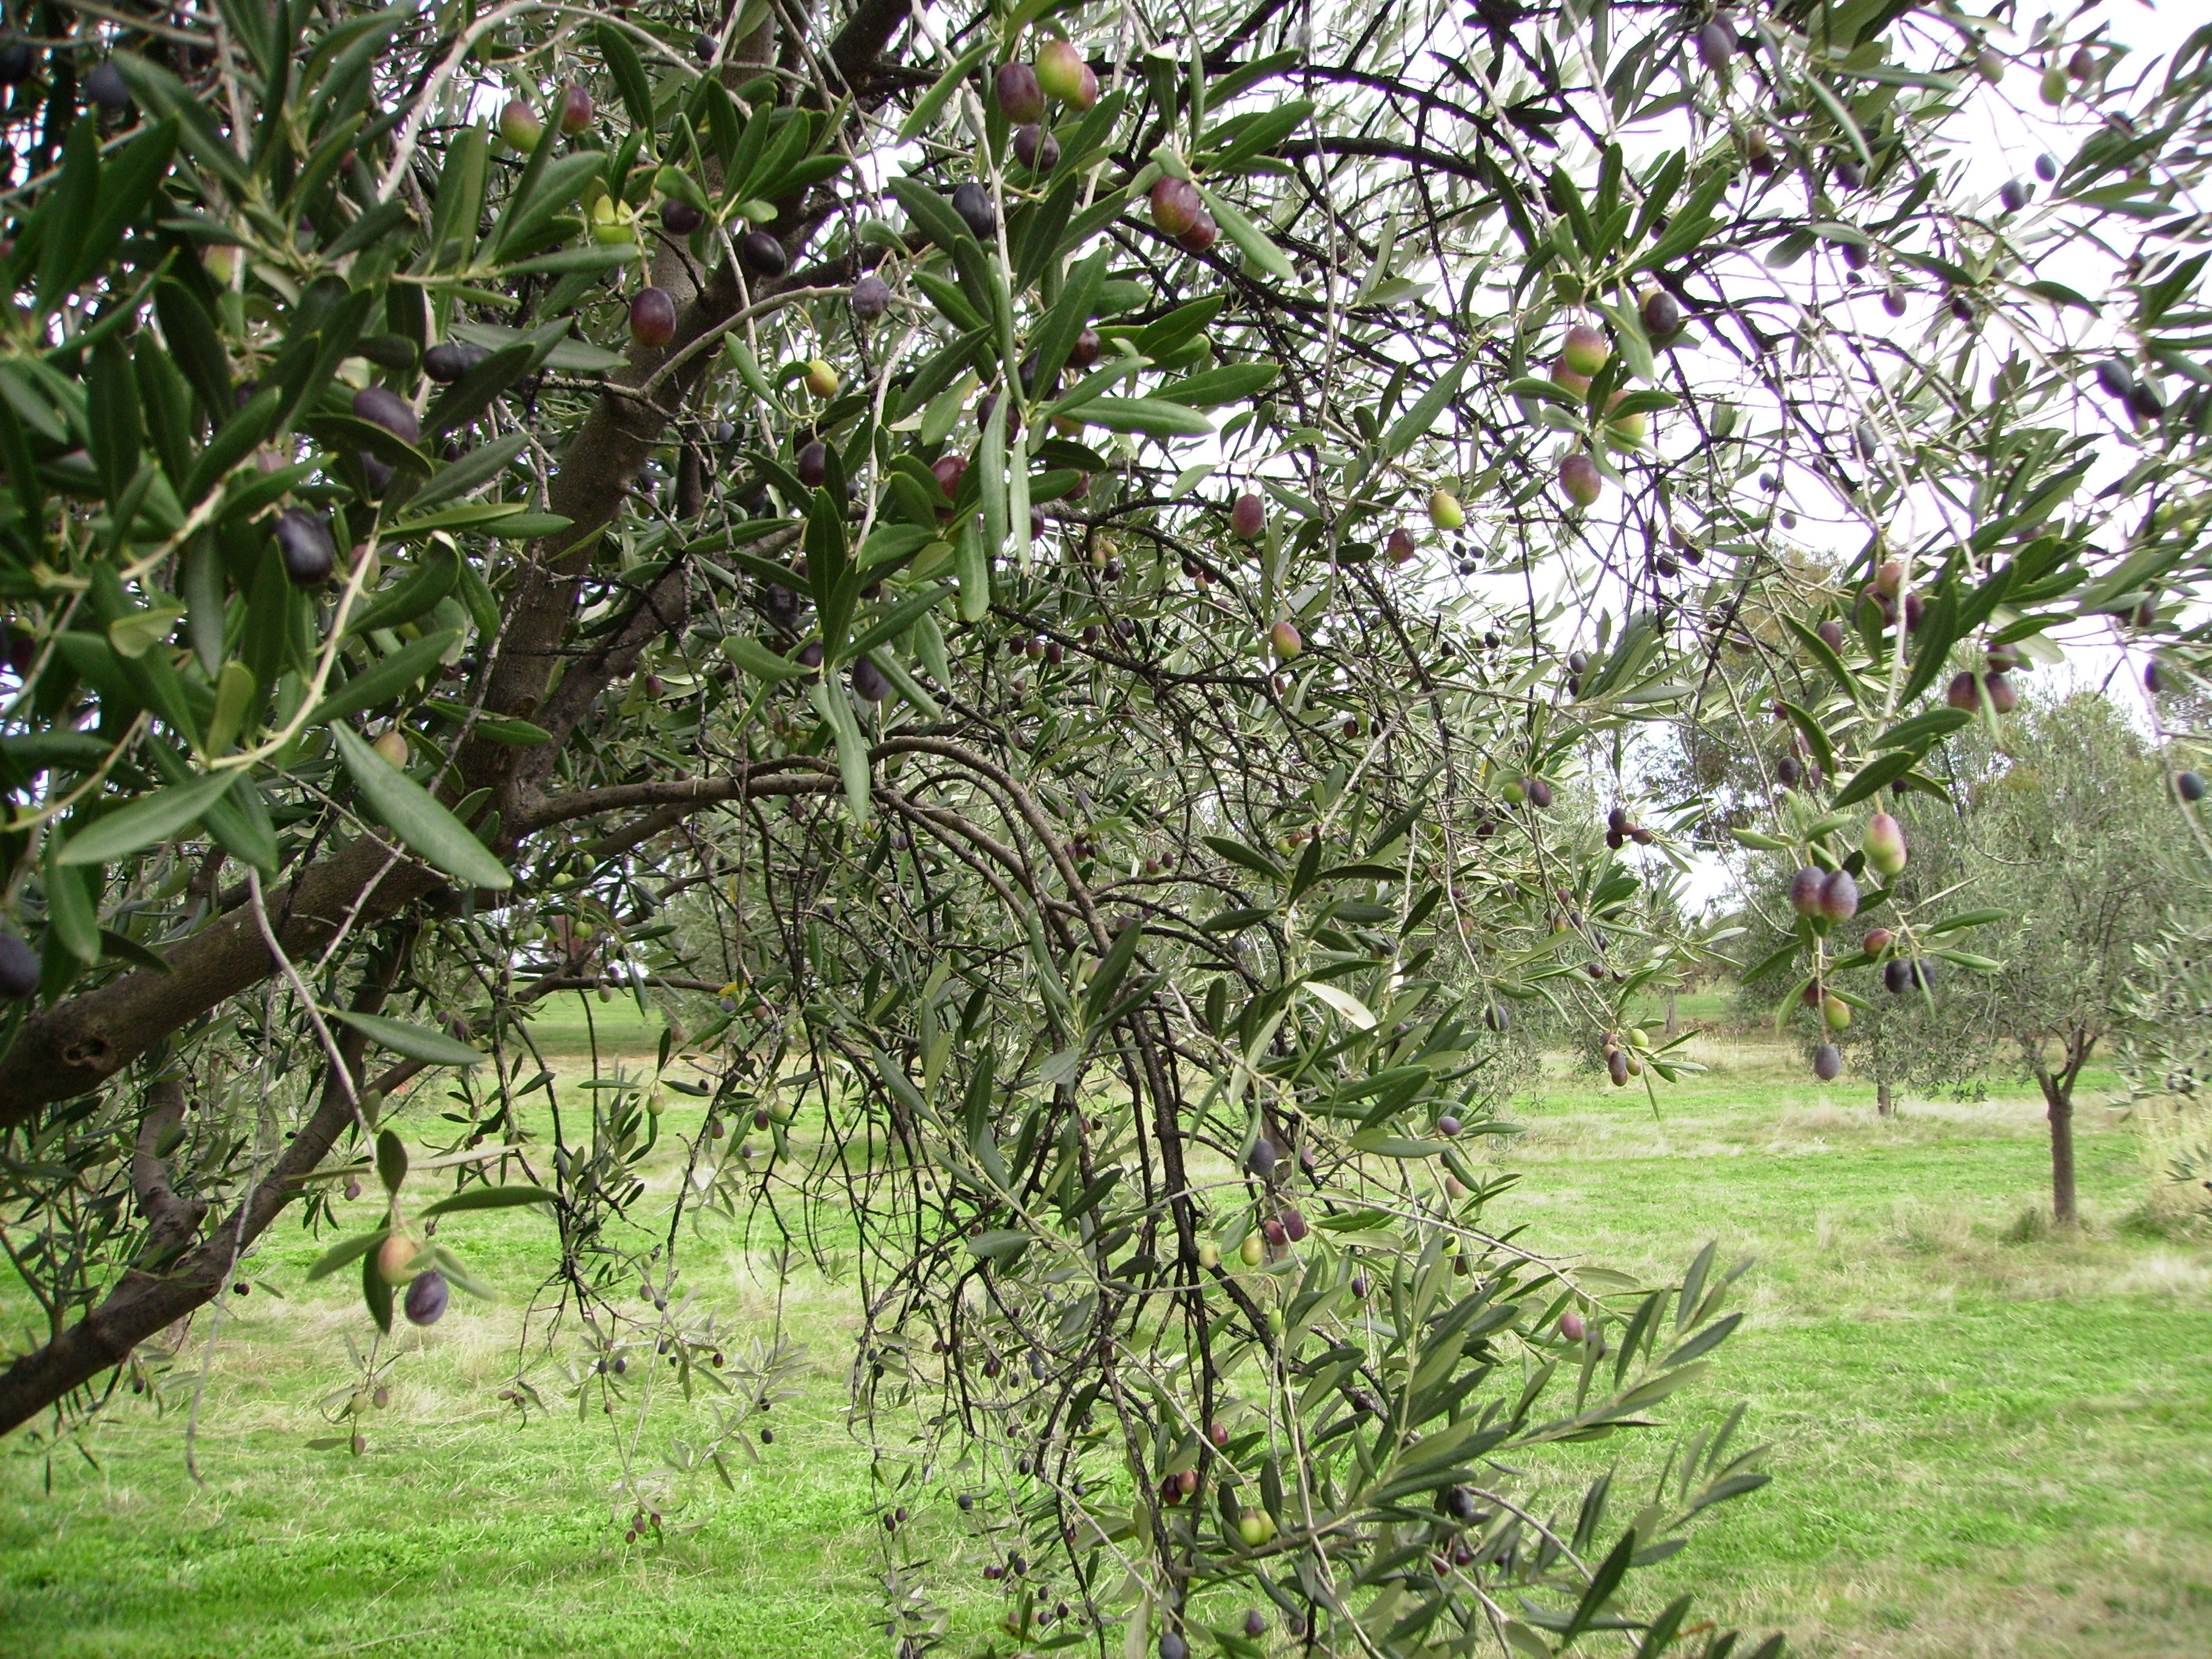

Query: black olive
[[352, 385, 419, 446], [275, 507, 335, 585], [739, 231, 788, 278], [951, 181, 995, 240], [83, 61, 129, 113], [422, 342, 489, 383]]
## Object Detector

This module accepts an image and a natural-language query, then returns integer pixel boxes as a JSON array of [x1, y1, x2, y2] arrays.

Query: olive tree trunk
[[2034, 1033, 2097, 1229]]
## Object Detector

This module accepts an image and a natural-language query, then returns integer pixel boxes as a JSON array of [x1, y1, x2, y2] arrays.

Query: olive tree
[[1925, 693, 2183, 1224], [3, 1, 2212, 1653]]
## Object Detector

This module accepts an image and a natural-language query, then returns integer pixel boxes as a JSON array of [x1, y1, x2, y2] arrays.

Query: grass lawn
[[3, 1022, 2208, 1657]]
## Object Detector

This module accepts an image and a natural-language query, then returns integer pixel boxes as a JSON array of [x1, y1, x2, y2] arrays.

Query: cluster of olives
[[1604, 804, 1654, 850], [374, 1232, 449, 1326], [1604, 1027, 1658, 1086], [993, 41, 1097, 175], [1786, 812, 1917, 1079]]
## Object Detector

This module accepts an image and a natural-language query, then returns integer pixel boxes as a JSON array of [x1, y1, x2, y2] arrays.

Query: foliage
[[2, 0, 2211, 1652], [1729, 689, 2185, 1218], [2115, 910, 2212, 1224]]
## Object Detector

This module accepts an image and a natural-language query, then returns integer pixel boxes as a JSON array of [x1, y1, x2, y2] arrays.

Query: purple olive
[[851, 655, 892, 702], [1247, 1137, 1277, 1179], [851, 273, 892, 320], [994, 61, 1045, 124], [352, 384, 419, 446], [1818, 867, 1859, 924], [1695, 20, 1737, 73], [558, 82, 594, 135], [661, 200, 705, 236], [1812, 1044, 1841, 1082], [1013, 124, 1059, 172], [83, 61, 129, 113], [1788, 866, 1826, 918], [0, 932, 37, 998], [796, 441, 829, 489], [404, 1269, 449, 1326]]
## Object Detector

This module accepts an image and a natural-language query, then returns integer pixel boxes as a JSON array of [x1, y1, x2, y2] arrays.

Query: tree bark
[[1876, 1080, 1893, 1119]]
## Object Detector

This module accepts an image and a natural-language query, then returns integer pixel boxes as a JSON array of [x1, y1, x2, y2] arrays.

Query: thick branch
[[0, 836, 441, 1129], [0, 928, 414, 1437]]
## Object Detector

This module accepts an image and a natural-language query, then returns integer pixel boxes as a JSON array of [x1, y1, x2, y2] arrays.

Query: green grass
[[5, 1031, 2210, 1657]]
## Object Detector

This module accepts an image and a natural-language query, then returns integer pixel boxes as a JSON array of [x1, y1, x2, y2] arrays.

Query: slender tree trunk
[[1664, 991, 1679, 1036], [2035, 1033, 2096, 1228], [1877, 1080, 1893, 1119]]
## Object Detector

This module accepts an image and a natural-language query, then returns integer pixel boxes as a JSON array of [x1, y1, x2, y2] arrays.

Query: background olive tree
[[2, 1, 2211, 1654], [1724, 689, 2185, 1224]]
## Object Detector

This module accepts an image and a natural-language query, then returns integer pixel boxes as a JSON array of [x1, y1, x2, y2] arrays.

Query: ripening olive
[[375, 1232, 419, 1286], [1036, 41, 1097, 108], [1818, 867, 1859, 924], [1150, 177, 1203, 236], [558, 82, 594, 134], [1788, 866, 1827, 918], [628, 287, 677, 349]]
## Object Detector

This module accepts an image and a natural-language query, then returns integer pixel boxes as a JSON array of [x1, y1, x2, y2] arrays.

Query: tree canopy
[[4, 0, 2212, 1652]]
